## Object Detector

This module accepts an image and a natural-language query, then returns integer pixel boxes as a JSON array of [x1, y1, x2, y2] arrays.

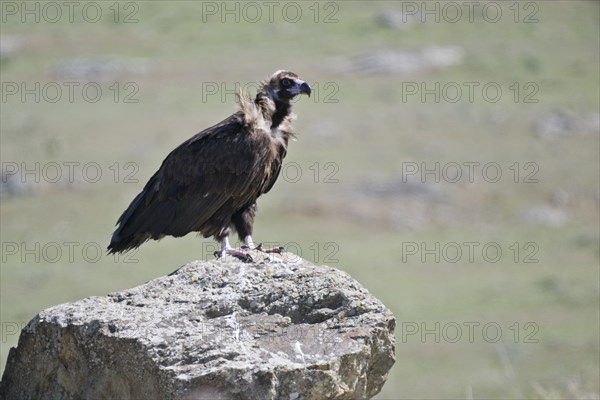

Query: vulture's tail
[[107, 190, 151, 254]]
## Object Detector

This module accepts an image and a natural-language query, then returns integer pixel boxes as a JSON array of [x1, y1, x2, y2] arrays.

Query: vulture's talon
[[266, 246, 284, 254], [254, 244, 284, 254], [219, 248, 253, 263]]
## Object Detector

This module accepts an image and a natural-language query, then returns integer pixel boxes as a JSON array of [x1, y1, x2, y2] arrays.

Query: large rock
[[0, 256, 396, 400]]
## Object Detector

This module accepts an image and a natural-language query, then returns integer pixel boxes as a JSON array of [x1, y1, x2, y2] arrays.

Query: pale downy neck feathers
[[236, 83, 296, 143]]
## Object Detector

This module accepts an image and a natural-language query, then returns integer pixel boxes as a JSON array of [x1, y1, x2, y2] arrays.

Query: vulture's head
[[265, 70, 311, 103]]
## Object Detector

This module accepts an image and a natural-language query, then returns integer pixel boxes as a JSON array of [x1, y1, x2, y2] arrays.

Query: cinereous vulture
[[108, 71, 311, 261]]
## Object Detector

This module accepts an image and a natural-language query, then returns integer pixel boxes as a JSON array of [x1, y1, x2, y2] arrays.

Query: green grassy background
[[1, 1, 598, 398]]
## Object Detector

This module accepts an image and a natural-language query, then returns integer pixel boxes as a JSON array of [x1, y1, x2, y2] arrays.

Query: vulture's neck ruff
[[238, 71, 310, 141], [237, 88, 294, 141], [269, 97, 292, 130], [256, 85, 294, 131]]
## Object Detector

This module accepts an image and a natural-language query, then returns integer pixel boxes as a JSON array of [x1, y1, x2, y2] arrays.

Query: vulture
[[107, 71, 311, 260]]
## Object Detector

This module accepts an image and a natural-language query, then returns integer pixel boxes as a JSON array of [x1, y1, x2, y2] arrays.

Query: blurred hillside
[[1, 1, 598, 398]]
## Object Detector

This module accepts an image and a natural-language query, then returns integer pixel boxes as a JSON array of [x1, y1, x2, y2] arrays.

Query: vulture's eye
[[281, 78, 291, 87]]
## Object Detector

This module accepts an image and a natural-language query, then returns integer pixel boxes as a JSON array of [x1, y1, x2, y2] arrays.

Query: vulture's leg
[[215, 236, 253, 262], [243, 235, 255, 249], [233, 204, 284, 254], [233, 204, 257, 250]]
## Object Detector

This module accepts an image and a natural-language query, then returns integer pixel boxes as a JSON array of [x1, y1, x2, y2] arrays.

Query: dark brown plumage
[[107, 71, 311, 259]]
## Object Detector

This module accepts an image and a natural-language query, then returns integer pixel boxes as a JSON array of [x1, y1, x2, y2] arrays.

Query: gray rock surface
[[0, 256, 396, 400]]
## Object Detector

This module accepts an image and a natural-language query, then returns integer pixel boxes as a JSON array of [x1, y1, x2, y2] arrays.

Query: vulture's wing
[[259, 145, 287, 195], [110, 113, 272, 251]]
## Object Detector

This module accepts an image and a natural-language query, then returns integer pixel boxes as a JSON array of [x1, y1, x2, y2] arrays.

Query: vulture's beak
[[290, 80, 312, 97], [299, 81, 312, 97]]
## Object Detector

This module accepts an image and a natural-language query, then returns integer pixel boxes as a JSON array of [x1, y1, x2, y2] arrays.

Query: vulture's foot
[[241, 236, 283, 254], [254, 243, 285, 254], [214, 249, 253, 262]]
